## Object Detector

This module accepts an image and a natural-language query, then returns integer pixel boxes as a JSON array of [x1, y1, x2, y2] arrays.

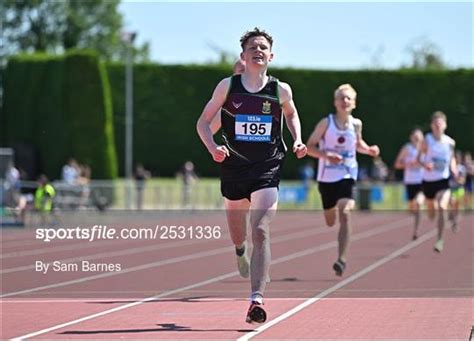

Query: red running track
[[1, 211, 472, 340]]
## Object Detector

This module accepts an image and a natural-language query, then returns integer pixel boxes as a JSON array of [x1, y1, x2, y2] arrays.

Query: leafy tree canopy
[[1, 0, 149, 62]]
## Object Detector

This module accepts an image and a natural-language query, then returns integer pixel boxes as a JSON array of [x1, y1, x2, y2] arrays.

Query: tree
[[361, 44, 386, 69], [403, 37, 446, 70], [1, 0, 149, 63], [206, 42, 238, 67]]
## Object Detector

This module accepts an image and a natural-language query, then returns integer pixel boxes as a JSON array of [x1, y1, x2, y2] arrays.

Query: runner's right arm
[[394, 145, 408, 170], [306, 118, 342, 164], [196, 78, 231, 163]]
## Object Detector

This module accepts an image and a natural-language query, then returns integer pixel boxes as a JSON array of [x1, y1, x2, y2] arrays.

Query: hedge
[[3, 51, 118, 180], [107, 64, 473, 178], [3, 55, 472, 180]]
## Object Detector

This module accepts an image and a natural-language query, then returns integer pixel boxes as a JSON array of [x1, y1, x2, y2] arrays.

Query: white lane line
[[0, 239, 133, 259], [237, 228, 437, 341], [0, 222, 331, 274], [0, 237, 215, 274], [8, 217, 409, 339], [0, 216, 329, 259], [2, 211, 389, 258], [1, 216, 402, 297], [0, 221, 347, 297], [1, 247, 231, 299], [3, 296, 469, 304], [10, 272, 240, 341]]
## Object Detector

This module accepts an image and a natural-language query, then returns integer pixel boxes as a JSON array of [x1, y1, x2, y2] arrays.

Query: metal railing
[[0, 178, 424, 211]]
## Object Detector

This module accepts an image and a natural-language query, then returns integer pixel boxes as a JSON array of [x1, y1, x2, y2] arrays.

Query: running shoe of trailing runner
[[434, 239, 444, 253], [236, 242, 250, 278], [333, 259, 346, 276]]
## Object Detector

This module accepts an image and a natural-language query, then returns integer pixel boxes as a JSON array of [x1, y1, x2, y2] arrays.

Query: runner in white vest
[[394, 128, 424, 240], [306, 84, 380, 276], [419, 111, 457, 252]]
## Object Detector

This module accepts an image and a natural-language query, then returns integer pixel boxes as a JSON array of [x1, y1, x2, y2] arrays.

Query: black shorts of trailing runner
[[405, 183, 423, 201], [422, 178, 449, 200], [220, 159, 283, 201], [318, 178, 355, 210]]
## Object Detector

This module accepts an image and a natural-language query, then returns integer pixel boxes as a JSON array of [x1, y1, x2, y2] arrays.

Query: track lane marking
[[9, 217, 410, 340], [237, 228, 437, 341]]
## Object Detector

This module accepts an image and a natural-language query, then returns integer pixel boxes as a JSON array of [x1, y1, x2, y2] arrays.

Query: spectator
[[34, 174, 56, 224], [4, 161, 20, 207], [179, 161, 198, 207], [77, 164, 91, 208], [62, 158, 80, 185], [371, 156, 389, 182], [358, 166, 370, 183], [134, 163, 151, 210], [298, 161, 315, 198]]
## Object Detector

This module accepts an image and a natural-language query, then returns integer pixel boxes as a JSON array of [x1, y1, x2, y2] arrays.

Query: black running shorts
[[405, 183, 423, 201], [221, 176, 280, 201], [422, 179, 449, 200], [220, 159, 283, 201], [318, 178, 355, 210]]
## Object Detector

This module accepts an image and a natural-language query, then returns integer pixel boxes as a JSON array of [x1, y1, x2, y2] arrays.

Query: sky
[[119, 1, 473, 70]]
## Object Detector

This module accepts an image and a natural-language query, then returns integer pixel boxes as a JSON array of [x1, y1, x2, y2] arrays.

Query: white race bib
[[235, 114, 272, 142], [432, 157, 447, 171]]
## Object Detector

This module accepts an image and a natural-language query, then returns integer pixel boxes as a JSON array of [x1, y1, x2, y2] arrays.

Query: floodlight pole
[[123, 32, 136, 209]]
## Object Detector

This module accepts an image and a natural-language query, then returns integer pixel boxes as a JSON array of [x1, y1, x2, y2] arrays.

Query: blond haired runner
[[306, 84, 380, 276], [197, 28, 306, 324]]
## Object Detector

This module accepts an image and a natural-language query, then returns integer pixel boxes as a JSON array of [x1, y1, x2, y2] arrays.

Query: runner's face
[[410, 130, 423, 145], [334, 90, 356, 113], [241, 36, 273, 68], [431, 117, 446, 134], [233, 60, 246, 74]]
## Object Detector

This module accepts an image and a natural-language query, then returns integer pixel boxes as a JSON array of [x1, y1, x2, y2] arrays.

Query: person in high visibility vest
[[35, 175, 56, 223]]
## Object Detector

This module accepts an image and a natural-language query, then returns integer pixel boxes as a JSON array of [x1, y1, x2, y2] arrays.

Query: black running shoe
[[245, 302, 267, 324], [333, 259, 346, 277]]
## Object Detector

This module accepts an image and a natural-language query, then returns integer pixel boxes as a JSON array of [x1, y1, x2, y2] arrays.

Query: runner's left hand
[[293, 142, 307, 159], [368, 145, 380, 157]]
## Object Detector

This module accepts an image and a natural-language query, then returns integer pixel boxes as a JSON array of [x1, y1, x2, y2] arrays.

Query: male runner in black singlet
[[197, 28, 307, 324]]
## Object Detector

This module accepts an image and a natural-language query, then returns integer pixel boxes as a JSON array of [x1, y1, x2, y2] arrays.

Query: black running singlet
[[220, 75, 286, 181]]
